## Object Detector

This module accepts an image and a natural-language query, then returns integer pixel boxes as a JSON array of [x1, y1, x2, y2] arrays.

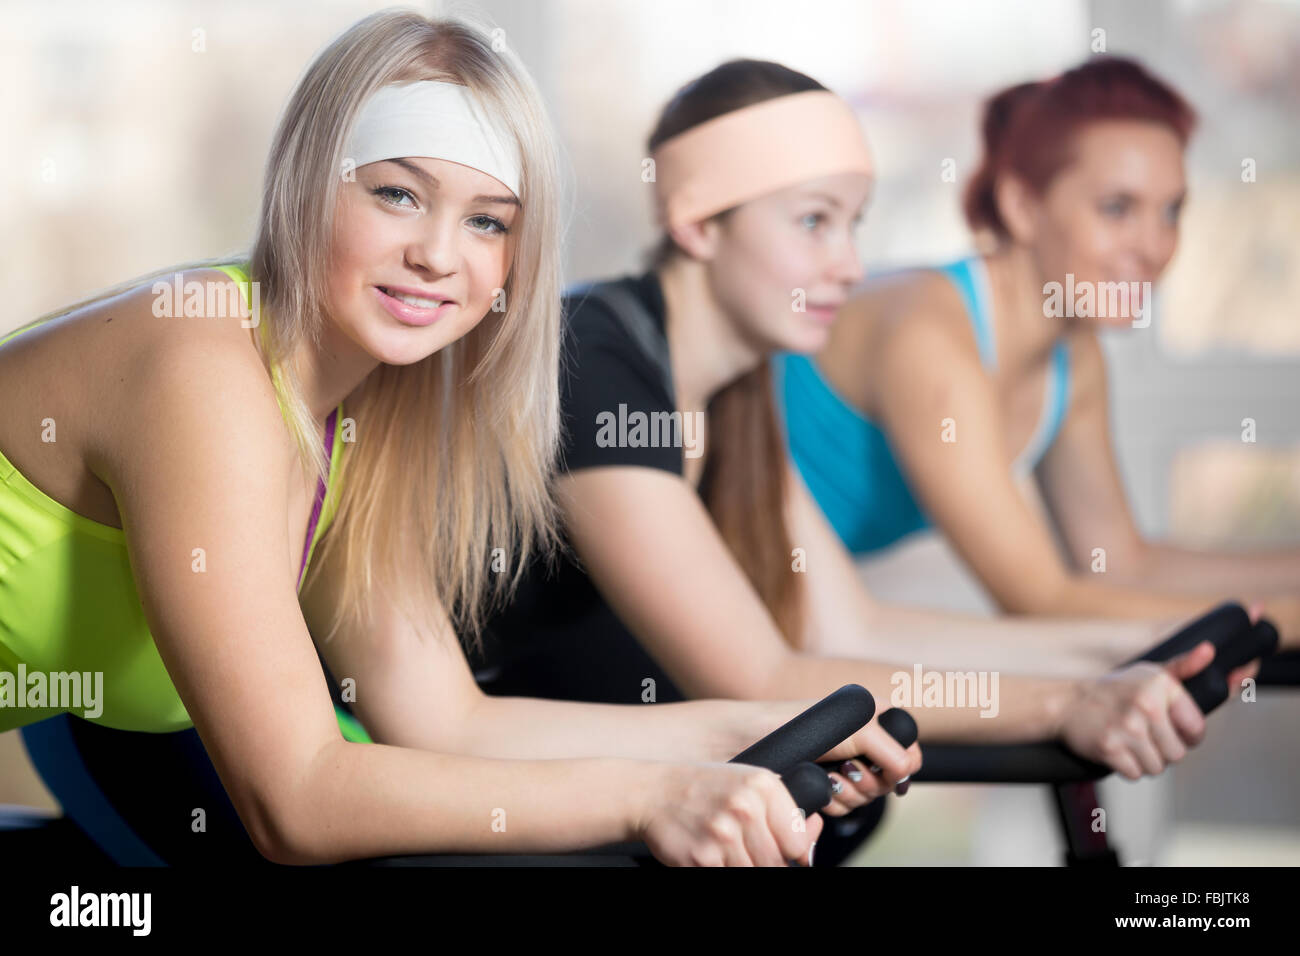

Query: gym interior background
[[1, 0, 1296, 864]]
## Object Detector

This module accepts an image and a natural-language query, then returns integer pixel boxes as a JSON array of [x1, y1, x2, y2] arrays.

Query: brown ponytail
[[700, 363, 802, 643]]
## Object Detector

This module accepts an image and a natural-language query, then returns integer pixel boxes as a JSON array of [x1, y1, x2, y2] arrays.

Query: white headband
[[344, 80, 522, 198]]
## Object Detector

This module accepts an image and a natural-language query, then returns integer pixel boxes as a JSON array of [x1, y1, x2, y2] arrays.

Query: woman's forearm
[[452, 694, 774, 763], [1044, 576, 1300, 650], [1012, 575, 1221, 626], [842, 601, 1175, 676], [754, 653, 1077, 744], [1110, 542, 1300, 599], [275, 739, 654, 864], [906, 671, 1079, 743]]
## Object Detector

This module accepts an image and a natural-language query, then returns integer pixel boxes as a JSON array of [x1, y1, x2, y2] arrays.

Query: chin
[[386, 343, 447, 366], [1098, 314, 1142, 331], [355, 329, 430, 367], [375, 350, 426, 367], [778, 322, 830, 357]]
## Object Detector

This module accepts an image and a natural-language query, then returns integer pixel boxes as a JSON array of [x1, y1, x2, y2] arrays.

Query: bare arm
[[1121, 542, 1300, 596], [1037, 330, 1300, 637], [300, 546, 783, 764], [557, 466, 1076, 748], [781, 448, 1223, 780], [869, 314, 1236, 627], [107, 322, 672, 864], [784, 457, 1179, 676]]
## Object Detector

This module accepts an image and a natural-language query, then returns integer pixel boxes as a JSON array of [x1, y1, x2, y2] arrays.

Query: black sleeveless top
[[469, 271, 699, 705]]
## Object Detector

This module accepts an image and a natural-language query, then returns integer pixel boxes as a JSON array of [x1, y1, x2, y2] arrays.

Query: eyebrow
[[1100, 189, 1188, 205], [796, 190, 845, 210], [794, 189, 872, 213], [383, 158, 520, 207]]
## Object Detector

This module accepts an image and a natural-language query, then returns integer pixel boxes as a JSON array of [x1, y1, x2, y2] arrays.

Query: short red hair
[[964, 56, 1198, 239]]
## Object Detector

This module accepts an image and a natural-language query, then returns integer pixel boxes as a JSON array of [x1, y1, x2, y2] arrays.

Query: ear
[[994, 173, 1040, 245], [666, 215, 725, 262]]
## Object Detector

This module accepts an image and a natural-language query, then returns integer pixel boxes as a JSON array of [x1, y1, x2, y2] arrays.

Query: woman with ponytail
[[777, 56, 1300, 644], [475, 58, 1236, 865]]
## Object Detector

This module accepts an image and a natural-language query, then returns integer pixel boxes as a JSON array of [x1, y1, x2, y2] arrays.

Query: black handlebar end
[[877, 708, 919, 749]]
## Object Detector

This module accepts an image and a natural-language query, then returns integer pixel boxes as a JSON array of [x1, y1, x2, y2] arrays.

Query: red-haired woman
[[778, 55, 1300, 645]]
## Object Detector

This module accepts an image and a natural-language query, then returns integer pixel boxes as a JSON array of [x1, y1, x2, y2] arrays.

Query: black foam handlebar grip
[[1129, 602, 1251, 665], [914, 743, 1110, 783], [1243, 617, 1288, 687], [1181, 614, 1280, 709], [1221, 619, 1279, 673], [1140, 606, 1276, 711], [877, 708, 919, 749], [1144, 603, 1266, 712], [781, 762, 834, 816], [1182, 668, 1230, 713], [729, 684, 875, 774], [1258, 649, 1300, 686], [914, 602, 1260, 784], [815, 707, 918, 777], [1189, 617, 1281, 706]]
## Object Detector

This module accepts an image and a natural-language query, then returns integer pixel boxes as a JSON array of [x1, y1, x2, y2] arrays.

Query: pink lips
[[373, 285, 454, 327], [805, 303, 843, 325]]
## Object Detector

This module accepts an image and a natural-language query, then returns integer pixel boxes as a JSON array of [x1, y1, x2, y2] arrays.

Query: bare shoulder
[[872, 267, 981, 356], [102, 329, 293, 544], [2, 266, 260, 393], [820, 267, 973, 414], [89, 268, 286, 485], [835, 266, 978, 356], [0, 267, 272, 526], [99, 267, 260, 356], [828, 268, 982, 414]]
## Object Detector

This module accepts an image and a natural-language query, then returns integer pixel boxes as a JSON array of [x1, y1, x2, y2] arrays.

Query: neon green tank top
[[0, 262, 369, 742]]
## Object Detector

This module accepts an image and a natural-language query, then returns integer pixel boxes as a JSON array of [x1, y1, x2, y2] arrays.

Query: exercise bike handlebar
[[912, 603, 1279, 784], [355, 606, 1288, 864], [731, 684, 924, 813]]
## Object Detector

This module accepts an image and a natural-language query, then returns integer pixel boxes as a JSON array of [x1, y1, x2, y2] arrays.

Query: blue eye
[[1099, 198, 1130, 218], [1164, 201, 1184, 225], [373, 185, 416, 208], [468, 214, 509, 235], [801, 212, 826, 230]]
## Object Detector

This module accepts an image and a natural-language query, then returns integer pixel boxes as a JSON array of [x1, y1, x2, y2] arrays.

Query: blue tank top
[[775, 256, 1071, 555]]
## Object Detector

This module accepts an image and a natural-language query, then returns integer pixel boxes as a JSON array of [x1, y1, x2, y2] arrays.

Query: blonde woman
[[0, 11, 901, 868]]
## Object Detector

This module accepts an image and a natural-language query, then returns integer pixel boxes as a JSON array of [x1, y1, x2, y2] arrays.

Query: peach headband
[[651, 90, 875, 230]]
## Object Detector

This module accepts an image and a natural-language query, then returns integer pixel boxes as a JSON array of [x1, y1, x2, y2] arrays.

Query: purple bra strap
[[297, 407, 339, 588]]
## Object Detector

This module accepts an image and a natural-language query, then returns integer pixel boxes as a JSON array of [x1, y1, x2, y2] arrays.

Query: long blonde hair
[[20, 9, 566, 652], [265, 9, 563, 650]]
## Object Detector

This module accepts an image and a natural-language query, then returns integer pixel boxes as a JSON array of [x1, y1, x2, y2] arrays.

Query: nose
[[408, 211, 461, 277], [1136, 210, 1177, 279], [829, 230, 865, 287]]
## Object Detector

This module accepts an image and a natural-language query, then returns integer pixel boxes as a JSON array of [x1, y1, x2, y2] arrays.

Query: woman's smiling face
[[706, 170, 872, 355], [326, 155, 520, 365], [1013, 119, 1186, 326]]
